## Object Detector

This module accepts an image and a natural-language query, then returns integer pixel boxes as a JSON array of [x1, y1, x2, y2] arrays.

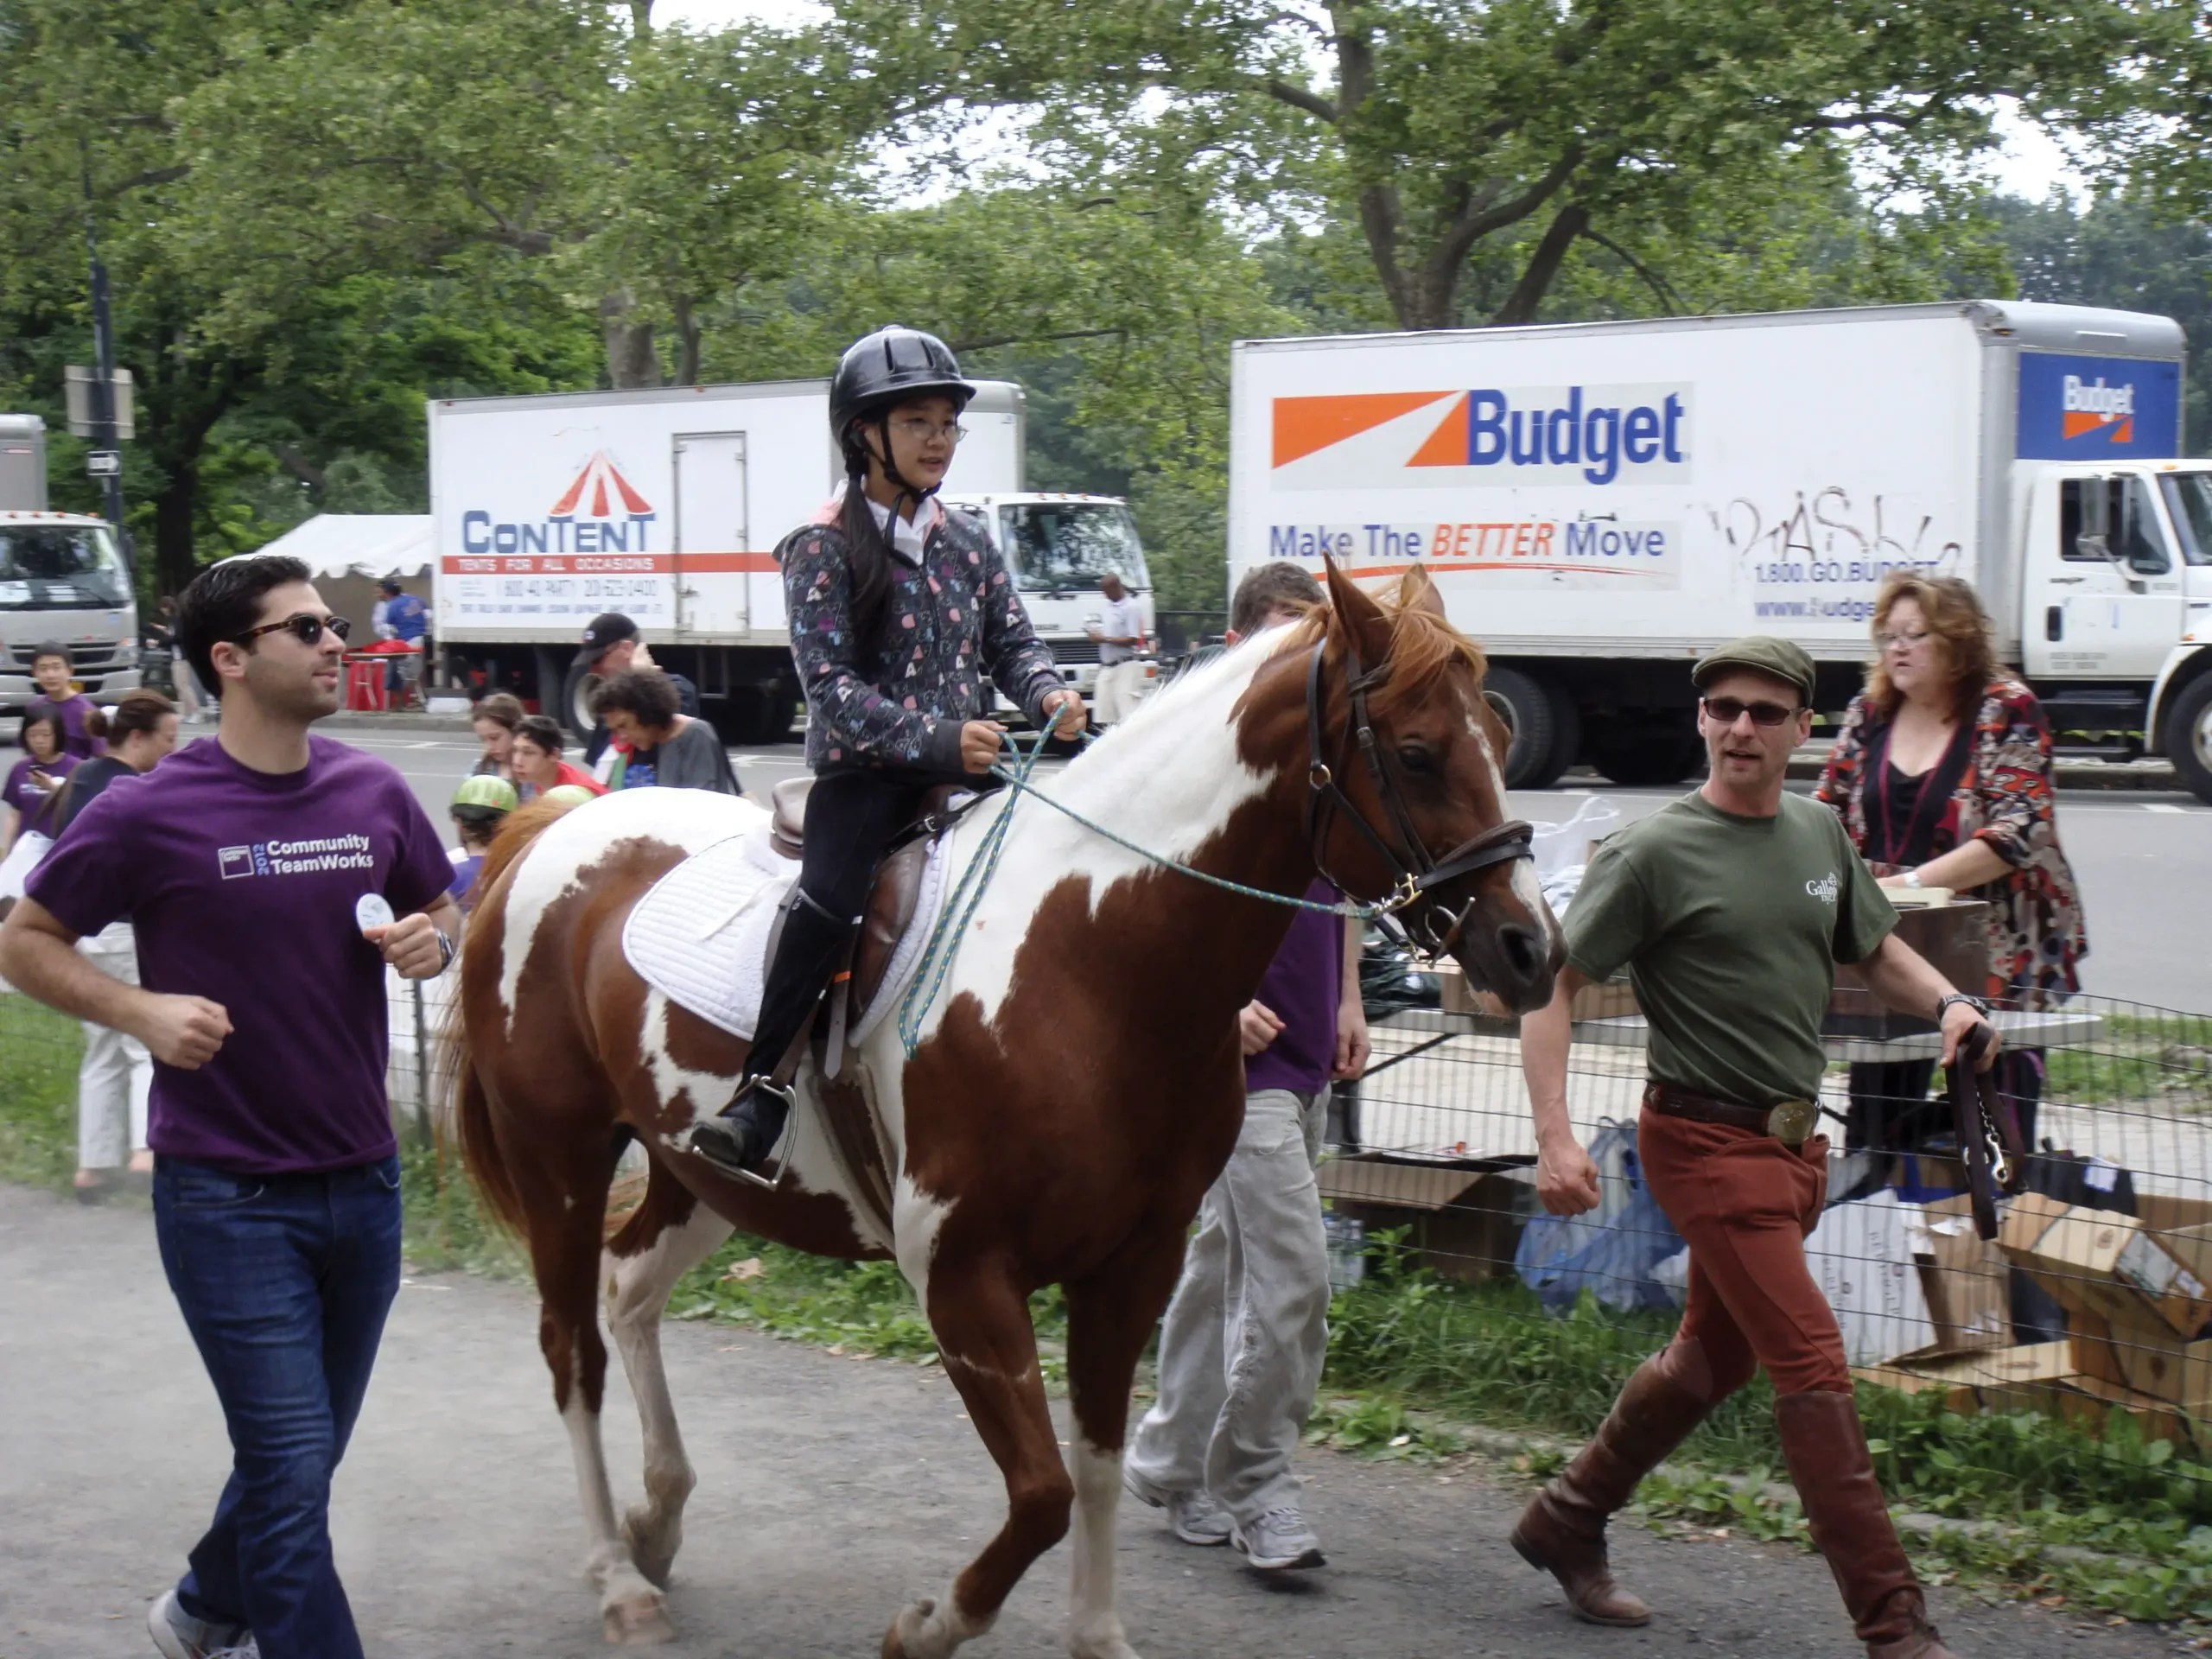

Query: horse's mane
[[1268, 572, 1487, 721]]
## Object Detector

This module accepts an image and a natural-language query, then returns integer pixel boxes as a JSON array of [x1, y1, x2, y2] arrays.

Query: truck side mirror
[[2076, 475, 2111, 562]]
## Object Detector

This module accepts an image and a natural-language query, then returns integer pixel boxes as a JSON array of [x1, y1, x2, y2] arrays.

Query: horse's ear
[[1396, 562, 1447, 620], [1324, 556, 1393, 665]]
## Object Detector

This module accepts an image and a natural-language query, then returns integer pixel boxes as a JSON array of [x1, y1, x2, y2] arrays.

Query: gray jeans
[[1127, 1089, 1330, 1523]]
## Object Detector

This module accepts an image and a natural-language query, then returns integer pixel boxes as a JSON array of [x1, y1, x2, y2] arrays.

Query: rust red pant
[[1637, 1108, 1850, 1399]]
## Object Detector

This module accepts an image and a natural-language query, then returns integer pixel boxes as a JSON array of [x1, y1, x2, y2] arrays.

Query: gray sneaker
[[1166, 1487, 1235, 1547], [1122, 1466, 1232, 1547], [148, 1589, 257, 1659], [1233, 1506, 1325, 1572]]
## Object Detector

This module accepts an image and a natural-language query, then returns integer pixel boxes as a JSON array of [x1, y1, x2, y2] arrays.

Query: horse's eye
[[1395, 745, 1434, 774]]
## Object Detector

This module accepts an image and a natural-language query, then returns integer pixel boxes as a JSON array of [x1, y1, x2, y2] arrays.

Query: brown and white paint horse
[[448, 563, 1561, 1655]]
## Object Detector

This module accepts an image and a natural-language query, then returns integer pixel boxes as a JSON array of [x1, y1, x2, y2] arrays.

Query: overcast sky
[[656, 0, 2084, 203]]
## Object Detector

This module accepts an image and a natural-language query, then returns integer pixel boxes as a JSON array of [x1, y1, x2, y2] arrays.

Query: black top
[[1881, 761, 1936, 868], [57, 755, 133, 834]]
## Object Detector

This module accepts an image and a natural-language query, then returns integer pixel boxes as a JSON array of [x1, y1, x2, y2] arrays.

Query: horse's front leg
[[884, 1250, 1072, 1659], [1060, 1220, 1198, 1659]]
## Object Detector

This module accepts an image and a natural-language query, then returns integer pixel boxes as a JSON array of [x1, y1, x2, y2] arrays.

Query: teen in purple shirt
[[1125, 563, 1370, 1575], [0, 556, 461, 1659]]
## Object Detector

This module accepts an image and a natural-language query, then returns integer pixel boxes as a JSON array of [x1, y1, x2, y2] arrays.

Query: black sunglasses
[[1700, 695, 1800, 728], [233, 613, 351, 648]]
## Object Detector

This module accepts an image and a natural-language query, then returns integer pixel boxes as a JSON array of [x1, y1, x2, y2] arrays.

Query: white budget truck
[[428, 381, 1153, 742], [1228, 301, 2212, 802], [0, 415, 140, 718]]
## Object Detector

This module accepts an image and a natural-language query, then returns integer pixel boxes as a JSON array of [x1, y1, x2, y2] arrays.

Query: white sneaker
[[1233, 1507, 1325, 1572], [1122, 1466, 1232, 1547], [148, 1589, 257, 1659], [1166, 1488, 1235, 1547]]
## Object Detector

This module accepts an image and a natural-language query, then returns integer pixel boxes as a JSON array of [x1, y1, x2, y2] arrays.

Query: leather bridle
[[1303, 637, 1535, 957]]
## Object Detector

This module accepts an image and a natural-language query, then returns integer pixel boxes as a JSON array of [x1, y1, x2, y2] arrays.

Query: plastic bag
[[1531, 796, 1620, 884], [1513, 1117, 1685, 1314]]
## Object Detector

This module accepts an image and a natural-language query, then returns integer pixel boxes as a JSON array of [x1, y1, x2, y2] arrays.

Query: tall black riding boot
[[686, 887, 855, 1179]]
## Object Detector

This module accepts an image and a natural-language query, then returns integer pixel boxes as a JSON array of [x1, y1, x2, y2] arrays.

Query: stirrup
[[687, 1077, 799, 1192]]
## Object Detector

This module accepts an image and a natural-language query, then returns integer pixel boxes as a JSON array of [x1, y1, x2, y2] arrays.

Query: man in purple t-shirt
[[24, 639, 105, 760], [0, 555, 459, 1659], [1125, 563, 1370, 1574]]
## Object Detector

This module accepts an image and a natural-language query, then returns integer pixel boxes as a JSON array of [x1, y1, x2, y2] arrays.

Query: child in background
[[24, 643, 104, 760], [447, 774, 518, 912]]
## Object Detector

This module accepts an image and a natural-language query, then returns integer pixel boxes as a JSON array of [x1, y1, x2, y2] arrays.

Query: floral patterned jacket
[[780, 494, 1063, 774], [1815, 678, 2088, 1008]]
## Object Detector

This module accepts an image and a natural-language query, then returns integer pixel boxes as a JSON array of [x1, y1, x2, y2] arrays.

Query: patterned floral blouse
[[780, 494, 1063, 775], [1815, 677, 2088, 1009]]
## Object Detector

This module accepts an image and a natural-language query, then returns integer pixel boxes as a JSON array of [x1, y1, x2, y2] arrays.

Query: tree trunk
[[671, 292, 702, 386], [600, 289, 660, 389], [1491, 203, 1589, 327], [152, 454, 200, 599]]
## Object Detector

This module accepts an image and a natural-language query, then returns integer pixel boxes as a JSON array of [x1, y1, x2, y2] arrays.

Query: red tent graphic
[[548, 451, 654, 519]]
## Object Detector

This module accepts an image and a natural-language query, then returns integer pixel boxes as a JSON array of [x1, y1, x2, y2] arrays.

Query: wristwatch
[[1936, 992, 1988, 1020], [435, 927, 457, 973]]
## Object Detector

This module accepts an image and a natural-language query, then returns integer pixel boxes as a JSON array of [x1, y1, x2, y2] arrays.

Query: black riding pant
[[744, 767, 946, 1082]]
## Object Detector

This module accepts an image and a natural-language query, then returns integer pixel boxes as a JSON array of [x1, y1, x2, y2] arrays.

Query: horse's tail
[[446, 792, 591, 1236]]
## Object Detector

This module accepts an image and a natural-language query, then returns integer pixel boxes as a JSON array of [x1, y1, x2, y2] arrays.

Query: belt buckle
[[1765, 1099, 1818, 1146]]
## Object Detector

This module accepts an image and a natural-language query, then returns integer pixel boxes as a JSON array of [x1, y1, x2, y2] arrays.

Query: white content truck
[[428, 382, 1153, 742], [0, 417, 140, 717], [1227, 301, 2212, 802]]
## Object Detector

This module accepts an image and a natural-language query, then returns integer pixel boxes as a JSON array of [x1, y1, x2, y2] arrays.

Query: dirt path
[[0, 1184, 2191, 1659]]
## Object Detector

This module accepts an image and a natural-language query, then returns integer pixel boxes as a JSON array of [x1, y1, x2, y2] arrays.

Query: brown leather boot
[[1510, 1339, 1720, 1626], [1774, 1389, 1961, 1658]]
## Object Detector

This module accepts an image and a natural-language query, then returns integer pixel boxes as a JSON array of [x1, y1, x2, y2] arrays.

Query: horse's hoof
[[620, 1510, 679, 1589], [882, 1598, 936, 1659], [1070, 1625, 1141, 1659], [602, 1592, 676, 1647]]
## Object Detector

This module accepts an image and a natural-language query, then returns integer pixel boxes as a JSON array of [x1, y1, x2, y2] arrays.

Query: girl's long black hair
[[838, 416, 908, 645]]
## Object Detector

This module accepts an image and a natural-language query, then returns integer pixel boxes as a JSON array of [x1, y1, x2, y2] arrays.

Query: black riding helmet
[[830, 325, 976, 448]]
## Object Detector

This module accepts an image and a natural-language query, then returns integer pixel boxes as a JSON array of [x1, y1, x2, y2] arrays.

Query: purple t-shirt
[[1244, 880, 1346, 1097], [4, 752, 79, 840], [28, 734, 453, 1173], [26, 692, 104, 760]]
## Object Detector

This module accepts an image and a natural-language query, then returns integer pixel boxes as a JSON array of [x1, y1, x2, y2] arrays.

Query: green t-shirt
[[1563, 791, 1897, 1106]]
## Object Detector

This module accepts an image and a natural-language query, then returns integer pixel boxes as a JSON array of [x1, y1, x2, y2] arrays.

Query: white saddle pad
[[621, 817, 957, 1046]]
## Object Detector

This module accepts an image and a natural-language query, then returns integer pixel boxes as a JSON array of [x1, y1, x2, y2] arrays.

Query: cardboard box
[[1806, 1192, 1936, 1365], [2067, 1307, 2212, 1414], [1853, 1341, 2078, 1415], [1998, 1192, 2212, 1339], [1910, 1196, 2010, 1353], [1827, 900, 1989, 1037], [1315, 1156, 1539, 1284]]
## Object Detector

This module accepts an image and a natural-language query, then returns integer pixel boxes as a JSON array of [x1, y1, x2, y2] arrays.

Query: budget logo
[[2018, 352, 2181, 461], [1270, 385, 1692, 492], [2061, 376, 2134, 442], [461, 450, 658, 556]]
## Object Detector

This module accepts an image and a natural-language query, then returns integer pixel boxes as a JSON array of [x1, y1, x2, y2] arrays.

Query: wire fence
[[1321, 989, 2212, 1510], [2, 965, 2206, 1519]]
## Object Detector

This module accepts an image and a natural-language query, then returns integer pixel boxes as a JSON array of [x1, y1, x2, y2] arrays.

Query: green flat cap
[[1692, 635, 1816, 706]]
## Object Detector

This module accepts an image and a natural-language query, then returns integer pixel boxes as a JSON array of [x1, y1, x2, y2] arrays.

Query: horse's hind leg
[[1060, 1223, 1197, 1659], [603, 1154, 734, 1589], [524, 1145, 674, 1646], [887, 1255, 1073, 1659]]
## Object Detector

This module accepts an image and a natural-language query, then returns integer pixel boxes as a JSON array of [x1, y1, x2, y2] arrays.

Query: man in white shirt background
[[1088, 571, 1147, 727]]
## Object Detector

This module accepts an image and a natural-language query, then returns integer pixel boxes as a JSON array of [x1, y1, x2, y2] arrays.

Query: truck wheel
[[713, 687, 799, 747], [1485, 667, 1565, 790], [2165, 672, 2212, 805], [561, 661, 600, 741]]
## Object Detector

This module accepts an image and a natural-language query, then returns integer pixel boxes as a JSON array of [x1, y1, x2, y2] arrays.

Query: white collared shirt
[[862, 491, 938, 564]]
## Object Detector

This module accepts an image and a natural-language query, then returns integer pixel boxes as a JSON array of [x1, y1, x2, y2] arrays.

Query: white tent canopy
[[250, 513, 431, 581]]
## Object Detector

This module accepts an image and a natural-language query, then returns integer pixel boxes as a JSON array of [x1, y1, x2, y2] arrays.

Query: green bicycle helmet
[[542, 783, 599, 809]]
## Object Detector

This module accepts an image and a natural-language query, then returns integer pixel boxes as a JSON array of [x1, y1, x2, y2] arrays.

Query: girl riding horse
[[686, 326, 1086, 1179]]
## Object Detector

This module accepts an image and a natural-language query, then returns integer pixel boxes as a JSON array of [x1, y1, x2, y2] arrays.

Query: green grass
[[2044, 1011, 2212, 1110], [0, 995, 88, 1192]]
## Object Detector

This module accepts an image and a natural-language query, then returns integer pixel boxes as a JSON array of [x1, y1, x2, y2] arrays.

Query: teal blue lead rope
[[896, 730, 1394, 1057]]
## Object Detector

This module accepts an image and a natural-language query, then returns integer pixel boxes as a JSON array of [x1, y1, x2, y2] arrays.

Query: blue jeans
[[153, 1154, 404, 1659]]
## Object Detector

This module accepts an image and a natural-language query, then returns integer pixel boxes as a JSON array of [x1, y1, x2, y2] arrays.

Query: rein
[[894, 636, 1536, 1056]]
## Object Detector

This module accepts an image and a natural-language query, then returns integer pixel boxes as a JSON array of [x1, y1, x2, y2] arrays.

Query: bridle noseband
[[1302, 636, 1535, 957]]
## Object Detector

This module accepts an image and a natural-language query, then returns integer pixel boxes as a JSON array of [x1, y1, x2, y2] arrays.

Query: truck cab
[[2017, 461, 2212, 798], [938, 492, 1157, 715], [0, 511, 140, 716]]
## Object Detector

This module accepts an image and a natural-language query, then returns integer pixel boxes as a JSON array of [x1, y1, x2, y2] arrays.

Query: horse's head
[[1272, 560, 1563, 1014]]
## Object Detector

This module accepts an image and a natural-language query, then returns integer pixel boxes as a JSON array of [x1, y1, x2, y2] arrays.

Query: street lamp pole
[[79, 141, 132, 577]]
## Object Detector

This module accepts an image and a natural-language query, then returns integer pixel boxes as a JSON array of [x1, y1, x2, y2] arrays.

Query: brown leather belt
[[1643, 1081, 1821, 1147]]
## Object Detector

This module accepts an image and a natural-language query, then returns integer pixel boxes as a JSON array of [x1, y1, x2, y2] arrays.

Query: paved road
[[330, 725, 2212, 1015], [0, 1183, 2188, 1659]]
